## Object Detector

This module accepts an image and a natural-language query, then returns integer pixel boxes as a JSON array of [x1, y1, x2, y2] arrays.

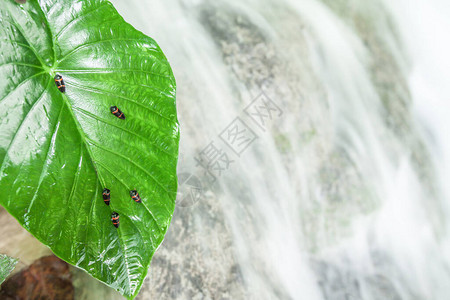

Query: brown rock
[[0, 255, 74, 300]]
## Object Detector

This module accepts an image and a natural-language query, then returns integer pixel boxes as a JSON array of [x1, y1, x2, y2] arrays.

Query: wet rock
[[136, 191, 248, 299], [0, 255, 74, 300]]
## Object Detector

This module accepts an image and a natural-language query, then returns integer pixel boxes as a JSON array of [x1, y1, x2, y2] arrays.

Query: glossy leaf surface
[[0, 254, 18, 285], [0, 0, 179, 298]]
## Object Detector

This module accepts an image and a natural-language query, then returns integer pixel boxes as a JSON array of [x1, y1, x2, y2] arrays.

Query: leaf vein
[[0, 79, 50, 172], [71, 106, 175, 156], [0, 62, 43, 69], [67, 80, 173, 122], [0, 71, 46, 105], [86, 137, 170, 194], [58, 67, 171, 79], [3, 17, 47, 68], [58, 39, 164, 65], [55, 2, 111, 39], [83, 179, 99, 260], [26, 103, 65, 215]]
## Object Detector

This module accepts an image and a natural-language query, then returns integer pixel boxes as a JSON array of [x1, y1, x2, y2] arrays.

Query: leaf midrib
[[56, 41, 137, 300]]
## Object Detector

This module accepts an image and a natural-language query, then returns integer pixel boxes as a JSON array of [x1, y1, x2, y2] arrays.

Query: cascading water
[[104, 0, 450, 299]]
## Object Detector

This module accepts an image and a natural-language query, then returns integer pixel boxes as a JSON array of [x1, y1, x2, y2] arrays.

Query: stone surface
[[0, 256, 73, 300]]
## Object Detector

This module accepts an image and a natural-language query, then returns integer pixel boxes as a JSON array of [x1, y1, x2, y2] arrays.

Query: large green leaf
[[0, 0, 179, 298], [0, 254, 17, 285]]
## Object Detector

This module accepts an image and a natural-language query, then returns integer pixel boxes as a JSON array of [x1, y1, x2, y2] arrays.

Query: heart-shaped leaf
[[0, 0, 179, 298], [0, 254, 18, 285]]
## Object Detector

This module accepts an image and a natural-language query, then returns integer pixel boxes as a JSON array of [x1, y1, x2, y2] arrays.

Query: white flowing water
[[105, 0, 450, 299]]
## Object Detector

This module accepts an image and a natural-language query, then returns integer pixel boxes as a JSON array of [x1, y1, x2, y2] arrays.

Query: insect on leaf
[[0, 0, 179, 298]]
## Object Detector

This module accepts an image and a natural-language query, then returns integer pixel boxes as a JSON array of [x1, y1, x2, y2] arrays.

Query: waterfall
[[109, 0, 450, 299]]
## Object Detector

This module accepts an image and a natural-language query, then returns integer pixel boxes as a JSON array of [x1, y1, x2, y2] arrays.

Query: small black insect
[[102, 188, 110, 206], [54, 74, 65, 93], [110, 106, 125, 119], [130, 190, 141, 203], [111, 212, 120, 228]]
